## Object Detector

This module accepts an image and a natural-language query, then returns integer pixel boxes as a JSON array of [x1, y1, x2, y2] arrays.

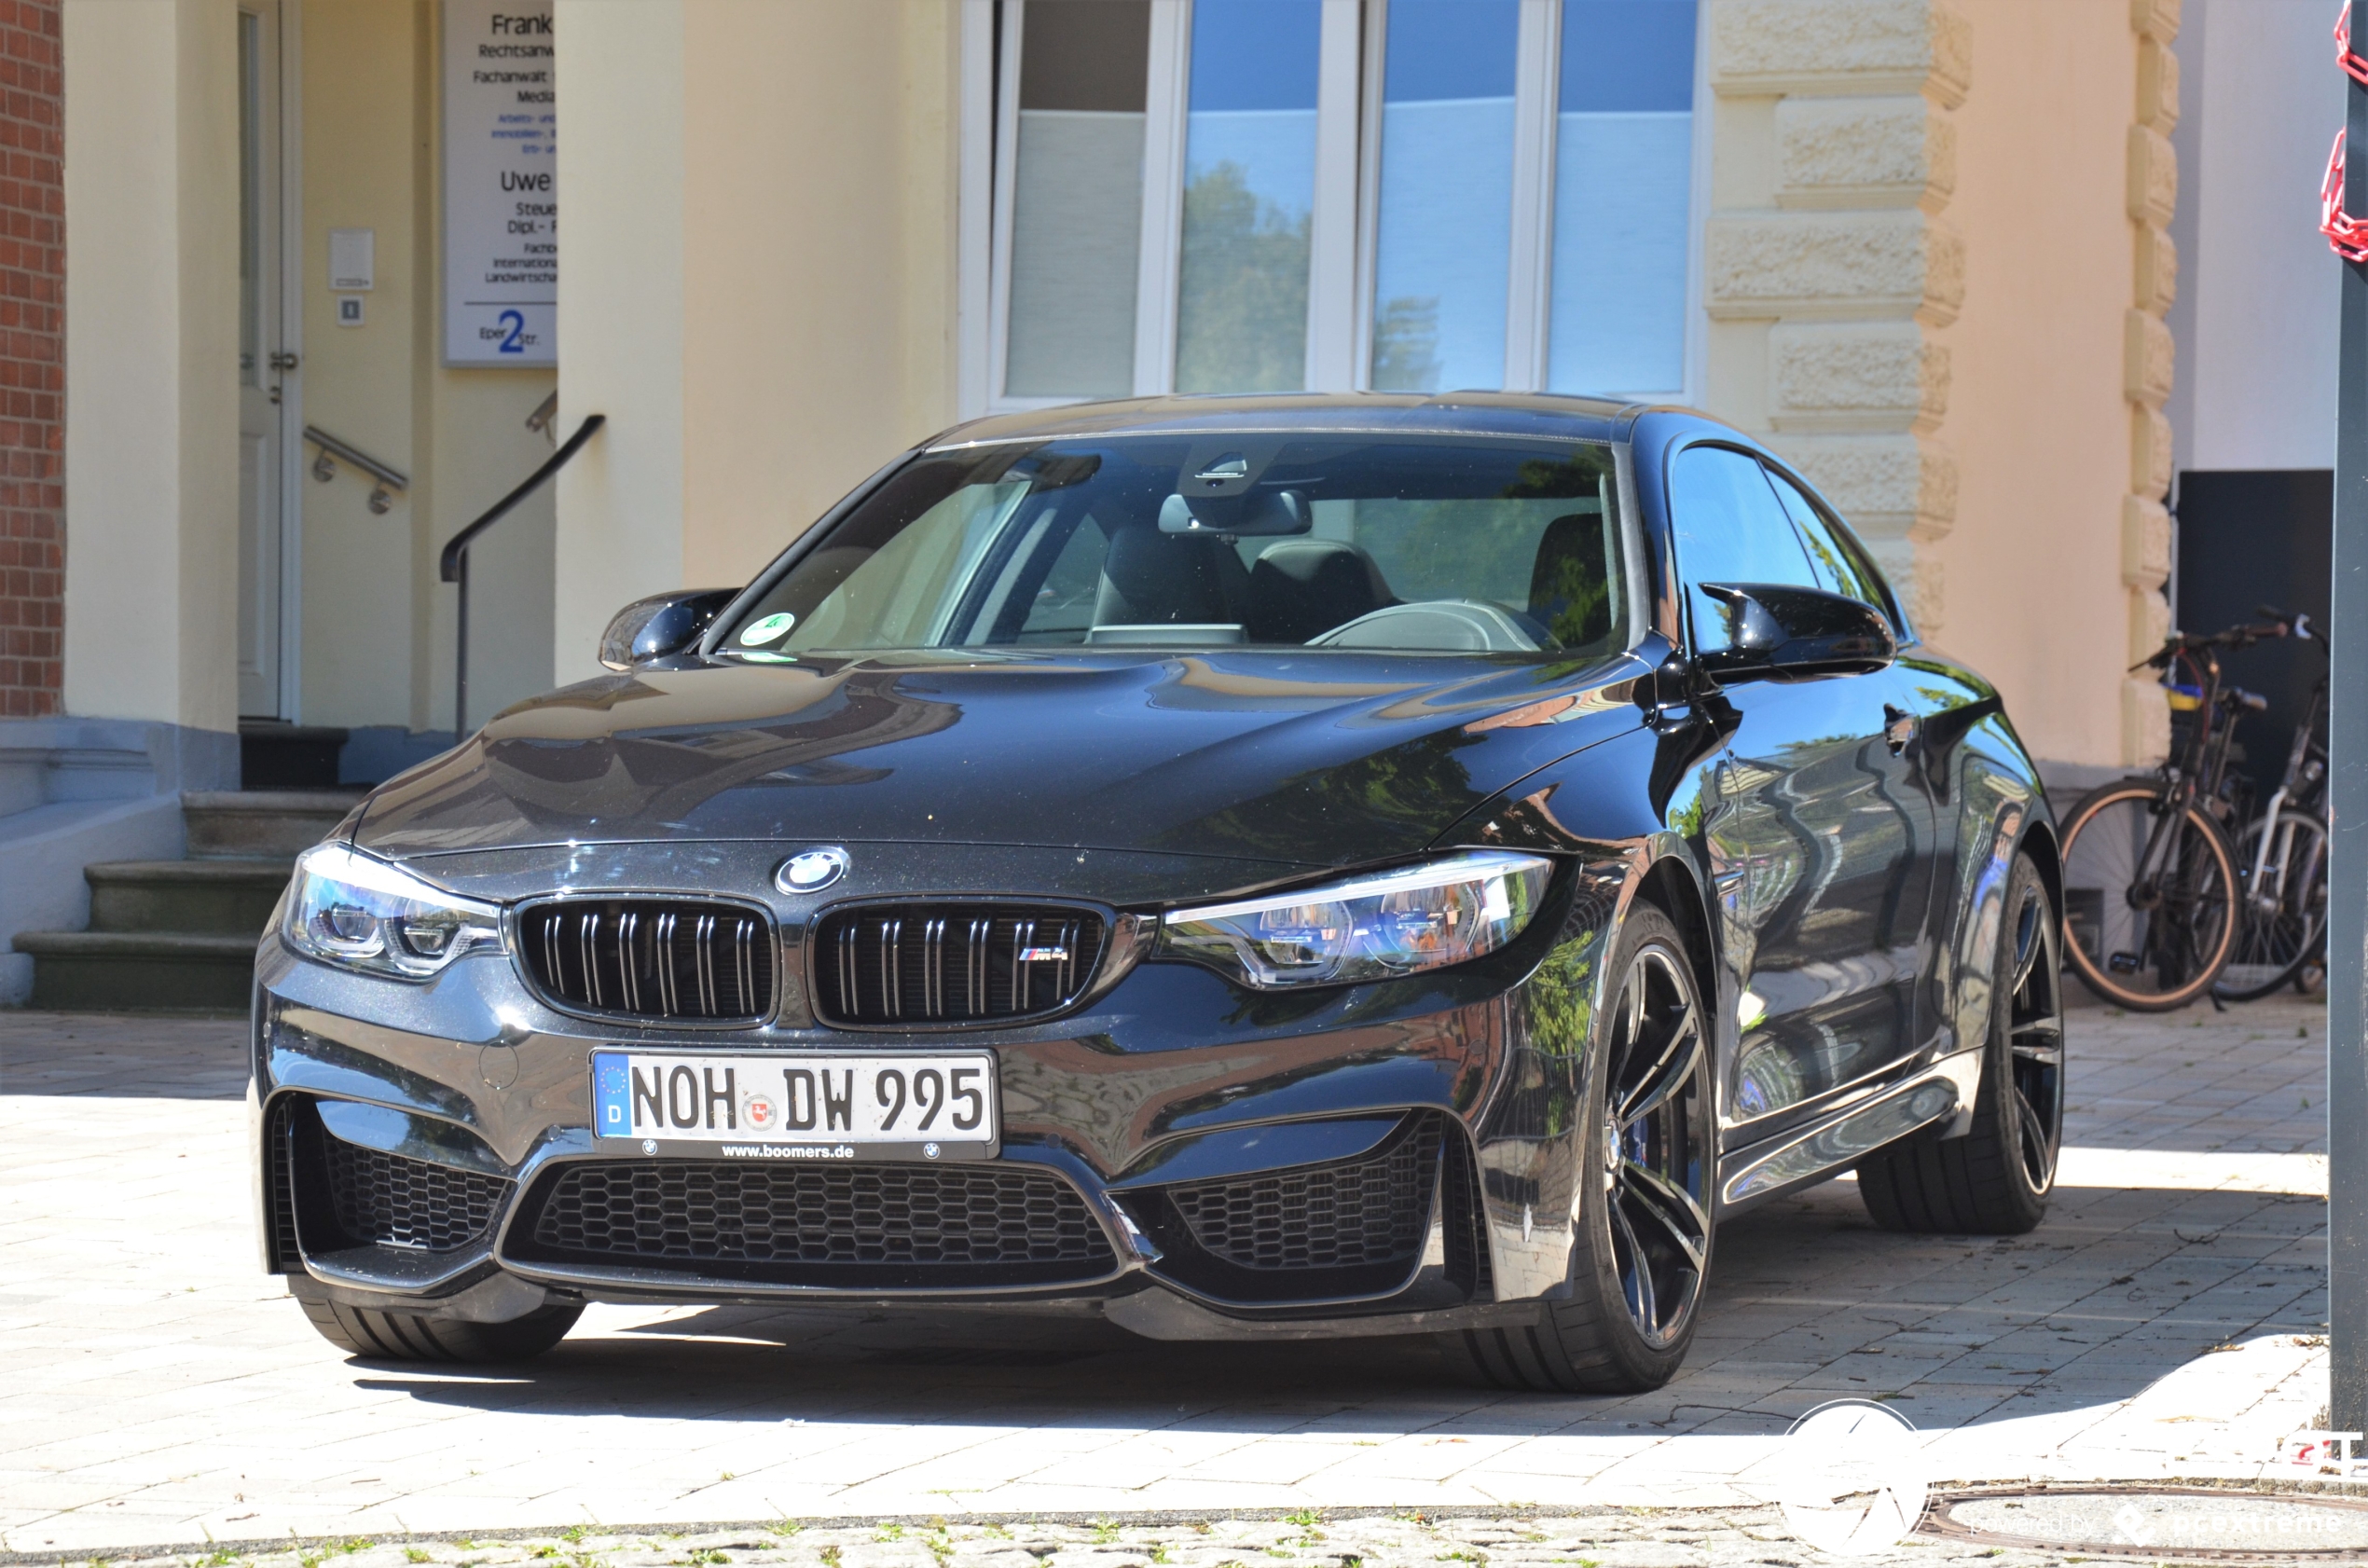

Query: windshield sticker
[[738, 612, 796, 646]]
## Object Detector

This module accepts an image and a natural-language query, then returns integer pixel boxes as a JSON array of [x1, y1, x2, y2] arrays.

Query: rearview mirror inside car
[[598, 587, 740, 670], [1695, 583, 1897, 683], [1159, 488, 1310, 537]]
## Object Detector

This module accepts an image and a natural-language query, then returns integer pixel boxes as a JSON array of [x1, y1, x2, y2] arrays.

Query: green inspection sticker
[[737, 612, 796, 646]]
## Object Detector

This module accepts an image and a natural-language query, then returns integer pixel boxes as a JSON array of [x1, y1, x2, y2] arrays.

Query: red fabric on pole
[[2327, 131, 2368, 262]]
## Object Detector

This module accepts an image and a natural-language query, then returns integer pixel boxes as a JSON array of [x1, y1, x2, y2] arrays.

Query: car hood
[[353, 648, 1648, 873]]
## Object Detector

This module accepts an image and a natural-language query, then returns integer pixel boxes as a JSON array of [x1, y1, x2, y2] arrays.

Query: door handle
[[1883, 705, 1920, 756], [268, 351, 300, 372]]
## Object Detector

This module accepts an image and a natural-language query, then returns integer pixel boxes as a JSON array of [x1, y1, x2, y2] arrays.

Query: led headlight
[[1159, 849, 1553, 990], [282, 842, 505, 981]]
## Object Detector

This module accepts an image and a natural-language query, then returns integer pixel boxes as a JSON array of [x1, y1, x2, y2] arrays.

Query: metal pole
[[2331, 0, 2368, 1431], [455, 550, 471, 741]]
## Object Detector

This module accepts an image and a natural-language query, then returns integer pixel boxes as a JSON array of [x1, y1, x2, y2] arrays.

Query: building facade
[[0, 0, 2337, 1001]]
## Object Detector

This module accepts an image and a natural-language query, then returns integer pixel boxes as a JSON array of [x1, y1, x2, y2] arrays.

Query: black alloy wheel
[[1602, 942, 1714, 1348], [1860, 851, 2062, 1234], [1441, 902, 1714, 1393]]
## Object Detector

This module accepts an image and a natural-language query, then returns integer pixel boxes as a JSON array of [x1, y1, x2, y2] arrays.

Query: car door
[[1669, 445, 1937, 1132]]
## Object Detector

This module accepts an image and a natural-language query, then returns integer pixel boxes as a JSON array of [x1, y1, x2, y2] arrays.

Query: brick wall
[[0, 0, 59, 719]]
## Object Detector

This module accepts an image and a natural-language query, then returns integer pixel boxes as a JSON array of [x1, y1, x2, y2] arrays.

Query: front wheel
[[2058, 780, 2237, 1011], [1439, 903, 1714, 1393], [297, 1297, 583, 1362]]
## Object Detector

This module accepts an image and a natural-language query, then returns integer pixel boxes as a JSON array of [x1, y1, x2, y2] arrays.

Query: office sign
[[443, 0, 555, 366]]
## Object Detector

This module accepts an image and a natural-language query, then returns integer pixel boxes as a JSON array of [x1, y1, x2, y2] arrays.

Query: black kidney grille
[[813, 904, 1105, 1025], [1166, 1116, 1442, 1272], [520, 899, 776, 1023], [526, 1162, 1111, 1270], [323, 1133, 509, 1252]]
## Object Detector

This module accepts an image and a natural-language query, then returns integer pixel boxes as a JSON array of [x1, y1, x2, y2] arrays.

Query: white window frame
[[955, 0, 1707, 419]]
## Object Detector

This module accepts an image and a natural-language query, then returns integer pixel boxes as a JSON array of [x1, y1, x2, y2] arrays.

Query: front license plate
[[590, 1052, 998, 1161]]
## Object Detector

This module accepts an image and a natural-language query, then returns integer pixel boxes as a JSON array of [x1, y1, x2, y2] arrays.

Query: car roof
[[923, 391, 1692, 451]]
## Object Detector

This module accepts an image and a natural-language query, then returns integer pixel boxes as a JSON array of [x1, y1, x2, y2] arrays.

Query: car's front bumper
[[252, 840, 1636, 1335]]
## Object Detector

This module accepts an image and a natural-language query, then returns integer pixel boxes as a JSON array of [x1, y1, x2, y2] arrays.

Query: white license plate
[[591, 1052, 998, 1161]]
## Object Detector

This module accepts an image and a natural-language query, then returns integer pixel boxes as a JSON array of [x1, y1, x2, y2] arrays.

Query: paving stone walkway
[[0, 993, 2336, 1561]]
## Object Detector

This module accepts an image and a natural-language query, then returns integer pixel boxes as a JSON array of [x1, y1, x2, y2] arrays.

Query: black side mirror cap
[[598, 588, 740, 671], [1695, 583, 1897, 683]]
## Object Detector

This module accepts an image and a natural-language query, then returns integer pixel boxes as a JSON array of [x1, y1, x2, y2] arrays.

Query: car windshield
[[716, 434, 1628, 659]]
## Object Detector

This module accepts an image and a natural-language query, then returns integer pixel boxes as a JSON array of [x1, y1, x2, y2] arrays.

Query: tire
[[1858, 852, 2063, 1235], [298, 1296, 583, 1363], [2215, 807, 2328, 1001], [1439, 902, 1714, 1394], [2058, 779, 2238, 1011]]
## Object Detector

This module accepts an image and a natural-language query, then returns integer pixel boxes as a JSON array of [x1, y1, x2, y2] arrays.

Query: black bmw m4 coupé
[[255, 393, 2066, 1393]]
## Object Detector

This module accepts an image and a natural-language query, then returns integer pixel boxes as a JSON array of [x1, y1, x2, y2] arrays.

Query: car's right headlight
[[1158, 849, 1554, 989], [282, 842, 505, 981]]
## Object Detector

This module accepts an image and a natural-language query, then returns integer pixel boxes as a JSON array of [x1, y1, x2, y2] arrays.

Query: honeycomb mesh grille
[[1166, 1116, 1442, 1272], [812, 903, 1106, 1026], [267, 1098, 301, 1272], [525, 1162, 1112, 1270], [323, 1134, 509, 1252]]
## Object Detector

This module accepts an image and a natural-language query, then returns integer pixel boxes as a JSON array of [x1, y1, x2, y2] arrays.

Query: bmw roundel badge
[[777, 846, 851, 895]]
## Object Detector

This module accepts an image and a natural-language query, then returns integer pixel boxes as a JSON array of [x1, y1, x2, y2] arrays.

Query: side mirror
[[1695, 583, 1896, 683], [598, 588, 739, 671]]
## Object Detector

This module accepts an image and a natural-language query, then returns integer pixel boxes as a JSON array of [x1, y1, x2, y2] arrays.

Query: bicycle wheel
[[2059, 779, 2239, 1011], [2215, 807, 2329, 1001]]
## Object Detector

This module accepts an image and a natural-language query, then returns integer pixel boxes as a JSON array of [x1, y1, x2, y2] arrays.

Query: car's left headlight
[[282, 842, 505, 981], [1159, 849, 1554, 989]]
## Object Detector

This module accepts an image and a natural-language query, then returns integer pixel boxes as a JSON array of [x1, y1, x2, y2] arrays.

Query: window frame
[[959, 0, 1708, 418]]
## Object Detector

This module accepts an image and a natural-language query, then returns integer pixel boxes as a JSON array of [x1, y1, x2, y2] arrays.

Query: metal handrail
[[303, 426, 410, 515], [439, 413, 606, 736]]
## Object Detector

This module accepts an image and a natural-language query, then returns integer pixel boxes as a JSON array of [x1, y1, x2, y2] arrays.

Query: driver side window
[[1667, 445, 1818, 654]]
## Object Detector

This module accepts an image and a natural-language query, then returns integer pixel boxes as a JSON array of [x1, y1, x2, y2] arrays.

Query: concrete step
[[15, 929, 256, 1011], [85, 859, 291, 937], [184, 790, 361, 860]]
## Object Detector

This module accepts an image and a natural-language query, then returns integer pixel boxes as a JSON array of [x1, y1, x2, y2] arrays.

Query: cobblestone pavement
[[0, 993, 2334, 1560]]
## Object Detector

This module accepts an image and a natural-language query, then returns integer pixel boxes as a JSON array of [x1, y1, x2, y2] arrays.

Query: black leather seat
[[1528, 513, 1613, 648], [1092, 526, 1253, 627], [1245, 540, 1396, 644]]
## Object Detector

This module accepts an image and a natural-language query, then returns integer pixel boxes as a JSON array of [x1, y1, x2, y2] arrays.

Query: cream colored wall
[[554, 0, 960, 681], [62, 0, 242, 736], [298, 0, 554, 738], [679, 0, 960, 589], [1935, 0, 2153, 773]]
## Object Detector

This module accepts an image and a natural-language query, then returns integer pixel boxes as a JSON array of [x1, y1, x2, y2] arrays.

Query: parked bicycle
[[2216, 651, 2328, 1000], [2058, 610, 2306, 1011]]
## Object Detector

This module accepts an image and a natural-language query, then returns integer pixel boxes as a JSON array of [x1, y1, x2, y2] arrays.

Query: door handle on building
[[268, 351, 299, 372]]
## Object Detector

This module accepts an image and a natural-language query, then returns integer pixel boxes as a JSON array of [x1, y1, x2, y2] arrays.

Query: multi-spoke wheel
[[2215, 807, 2329, 1001], [1859, 851, 2062, 1235], [1440, 901, 1714, 1393]]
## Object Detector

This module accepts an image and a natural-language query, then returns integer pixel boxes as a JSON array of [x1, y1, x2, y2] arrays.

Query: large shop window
[[984, 0, 1700, 410]]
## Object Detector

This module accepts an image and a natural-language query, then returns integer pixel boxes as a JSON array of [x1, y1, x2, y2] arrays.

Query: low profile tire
[[298, 1297, 584, 1363], [1857, 851, 2063, 1235], [1439, 903, 1714, 1394]]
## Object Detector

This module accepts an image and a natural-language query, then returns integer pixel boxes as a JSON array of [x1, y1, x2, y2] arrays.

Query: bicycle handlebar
[[2133, 611, 2306, 671]]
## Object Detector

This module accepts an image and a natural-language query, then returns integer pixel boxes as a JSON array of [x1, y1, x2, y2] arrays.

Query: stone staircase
[[15, 791, 359, 1011]]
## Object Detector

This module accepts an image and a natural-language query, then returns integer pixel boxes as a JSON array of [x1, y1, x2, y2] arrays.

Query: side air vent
[[518, 898, 777, 1025], [811, 902, 1106, 1027], [323, 1134, 509, 1252], [1132, 1113, 1445, 1305]]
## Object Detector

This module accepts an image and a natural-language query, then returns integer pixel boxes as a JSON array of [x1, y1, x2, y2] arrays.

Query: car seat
[[1091, 525, 1253, 628], [1245, 539, 1397, 644], [1529, 513, 1613, 649]]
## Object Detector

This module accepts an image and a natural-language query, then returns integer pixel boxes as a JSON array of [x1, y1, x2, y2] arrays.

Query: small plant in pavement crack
[[819, 1548, 843, 1568]]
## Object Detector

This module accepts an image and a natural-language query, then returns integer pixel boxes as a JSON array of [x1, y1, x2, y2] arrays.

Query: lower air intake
[[1136, 1113, 1445, 1304], [322, 1131, 510, 1252], [510, 1161, 1118, 1288]]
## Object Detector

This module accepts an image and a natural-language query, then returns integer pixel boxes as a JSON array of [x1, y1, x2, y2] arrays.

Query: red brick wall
[[0, 0, 60, 719]]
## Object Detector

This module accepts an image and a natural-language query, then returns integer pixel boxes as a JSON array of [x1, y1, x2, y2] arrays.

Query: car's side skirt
[[1714, 1042, 1985, 1217]]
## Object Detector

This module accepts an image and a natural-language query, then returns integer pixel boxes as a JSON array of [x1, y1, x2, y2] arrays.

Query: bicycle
[[2217, 645, 2328, 1000], [2058, 612, 2303, 1011]]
